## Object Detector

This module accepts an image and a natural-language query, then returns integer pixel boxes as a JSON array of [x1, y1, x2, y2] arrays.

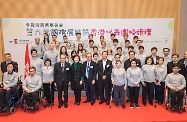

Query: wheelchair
[[20, 88, 47, 112], [0, 76, 23, 114], [165, 86, 186, 112]]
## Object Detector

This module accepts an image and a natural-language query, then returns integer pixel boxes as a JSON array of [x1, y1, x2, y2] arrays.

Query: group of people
[[0, 33, 186, 112]]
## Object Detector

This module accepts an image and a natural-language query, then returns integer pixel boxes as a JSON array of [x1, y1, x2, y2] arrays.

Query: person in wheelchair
[[165, 64, 186, 110], [0, 63, 18, 112], [22, 67, 42, 110]]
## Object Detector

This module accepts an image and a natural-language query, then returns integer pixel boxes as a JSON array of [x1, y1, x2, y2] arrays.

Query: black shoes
[[143, 102, 147, 106], [130, 103, 134, 108], [83, 100, 90, 103], [58, 101, 63, 108], [74, 102, 80, 106], [122, 104, 125, 109], [64, 104, 68, 108], [106, 101, 110, 105], [99, 100, 105, 104], [126, 99, 130, 103], [91, 101, 95, 106], [115, 103, 119, 107], [135, 104, 140, 108]]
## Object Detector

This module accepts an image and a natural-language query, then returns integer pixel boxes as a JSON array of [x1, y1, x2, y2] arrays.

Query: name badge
[[66, 68, 69, 70], [90, 66, 93, 68]]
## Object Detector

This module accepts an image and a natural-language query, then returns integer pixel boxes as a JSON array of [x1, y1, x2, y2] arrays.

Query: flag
[[24, 43, 30, 79]]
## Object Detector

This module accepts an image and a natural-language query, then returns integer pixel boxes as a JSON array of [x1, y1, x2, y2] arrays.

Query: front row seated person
[[0, 63, 18, 112], [22, 67, 42, 110], [165, 64, 186, 110]]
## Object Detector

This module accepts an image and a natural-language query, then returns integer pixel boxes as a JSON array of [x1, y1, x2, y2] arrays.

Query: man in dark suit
[[54, 54, 71, 108], [1, 53, 18, 73], [124, 51, 141, 70], [167, 54, 185, 76], [179, 51, 187, 92], [147, 47, 159, 65], [97, 51, 112, 105], [83, 53, 97, 105]]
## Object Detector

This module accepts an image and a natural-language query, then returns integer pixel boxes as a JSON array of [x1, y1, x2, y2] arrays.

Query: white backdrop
[[2, 18, 174, 76]]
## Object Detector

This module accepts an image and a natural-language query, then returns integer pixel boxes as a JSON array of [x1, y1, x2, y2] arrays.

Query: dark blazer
[[167, 61, 185, 76], [83, 60, 97, 81], [124, 58, 141, 70], [97, 59, 112, 82], [147, 55, 159, 65], [71, 62, 84, 90], [54, 62, 71, 86], [1, 61, 18, 73]]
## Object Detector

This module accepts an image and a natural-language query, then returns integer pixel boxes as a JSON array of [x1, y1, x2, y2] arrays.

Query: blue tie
[[86, 62, 90, 78]]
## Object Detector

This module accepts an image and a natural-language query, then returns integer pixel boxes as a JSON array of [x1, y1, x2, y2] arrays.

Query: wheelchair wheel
[[9, 107, 16, 114]]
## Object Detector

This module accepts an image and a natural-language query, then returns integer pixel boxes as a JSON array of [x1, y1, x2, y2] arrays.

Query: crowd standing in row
[[0, 33, 186, 111]]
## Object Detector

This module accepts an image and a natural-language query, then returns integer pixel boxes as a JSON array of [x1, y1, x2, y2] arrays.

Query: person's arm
[[165, 75, 174, 89], [111, 69, 114, 82], [126, 68, 135, 84], [97, 61, 103, 77], [105, 62, 113, 77], [141, 66, 145, 84], [32, 76, 42, 92], [177, 75, 186, 90], [137, 68, 143, 84], [123, 70, 127, 87], [159, 66, 167, 82], [22, 78, 28, 91], [93, 62, 97, 80], [53, 64, 57, 83], [80, 64, 84, 82]]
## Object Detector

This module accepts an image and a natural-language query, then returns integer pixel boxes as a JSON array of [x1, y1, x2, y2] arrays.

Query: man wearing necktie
[[54, 54, 71, 108], [97, 51, 113, 105], [83, 53, 97, 105]]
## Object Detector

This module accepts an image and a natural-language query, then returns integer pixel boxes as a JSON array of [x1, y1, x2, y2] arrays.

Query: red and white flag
[[24, 43, 30, 79]]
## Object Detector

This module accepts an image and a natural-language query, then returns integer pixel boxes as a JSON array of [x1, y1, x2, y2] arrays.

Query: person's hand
[[175, 87, 179, 92], [157, 81, 161, 85], [134, 83, 138, 87], [142, 83, 146, 86], [68, 82, 71, 86], [124, 86, 127, 90], [3, 86, 7, 90], [111, 80, 114, 84], [54, 83, 57, 87], [172, 87, 177, 91], [92, 80, 95, 85], [26, 89, 32, 93], [49, 80, 53, 84], [80, 81, 83, 85], [102, 76, 106, 80]]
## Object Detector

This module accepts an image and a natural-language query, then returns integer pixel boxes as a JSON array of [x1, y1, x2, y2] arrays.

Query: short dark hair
[[100, 36, 104, 39], [88, 34, 93, 37], [151, 47, 158, 51], [29, 67, 36, 71], [93, 46, 98, 50], [93, 53, 99, 57], [139, 46, 144, 50], [110, 33, 115, 37], [6, 62, 13, 68], [31, 49, 37, 54], [89, 40, 94, 43], [115, 54, 120, 57], [158, 57, 164, 62], [125, 40, 130, 43], [102, 51, 108, 55], [113, 39, 118, 43], [172, 54, 179, 58], [128, 46, 134, 50], [52, 35, 57, 37], [44, 58, 52, 66], [163, 48, 170, 52], [172, 64, 179, 69], [145, 57, 154, 65], [73, 55, 80, 62], [133, 36, 139, 39], [115, 60, 122, 64], [130, 59, 137, 66], [129, 51, 135, 55], [5, 53, 11, 56], [76, 33, 81, 35], [63, 35, 67, 38], [117, 47, 122, 51]]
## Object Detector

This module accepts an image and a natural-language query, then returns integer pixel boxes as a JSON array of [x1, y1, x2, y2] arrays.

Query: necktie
[[62, 64, 65, 73], [86, 62, 90, 78]]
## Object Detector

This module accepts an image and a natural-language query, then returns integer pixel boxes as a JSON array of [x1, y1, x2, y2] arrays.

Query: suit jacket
[[147, 55, 159, 65], [71, 62, 84, 90], [54, 62, 71, 86], [83, 60, 97, 81], [167, 61, 185, 76], [1, 61, 18, 73], [124, 58, 141, 70], [97, 59, 112, 82], [179, 58, 187, 79]]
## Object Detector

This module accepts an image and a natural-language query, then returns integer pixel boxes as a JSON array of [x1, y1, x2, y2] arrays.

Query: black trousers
[[43, 83, 54, 104], [155, 82, 165, 103], [23, 91, 38, 107], [129, 86, 140, 104], [114, 85, 125, 105], [85, 77, 95, 102], [99, 80, 111, 102], [0, 86, 17, 107], [142, 82, 154, 104], [74, 88, 81, 103], [57, 82, 68, 105], [95, 79, 100, 99], [169, 89, 184, 107]]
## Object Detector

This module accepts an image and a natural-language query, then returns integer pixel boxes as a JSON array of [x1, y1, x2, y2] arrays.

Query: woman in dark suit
[[71, 55, 84, 106]]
